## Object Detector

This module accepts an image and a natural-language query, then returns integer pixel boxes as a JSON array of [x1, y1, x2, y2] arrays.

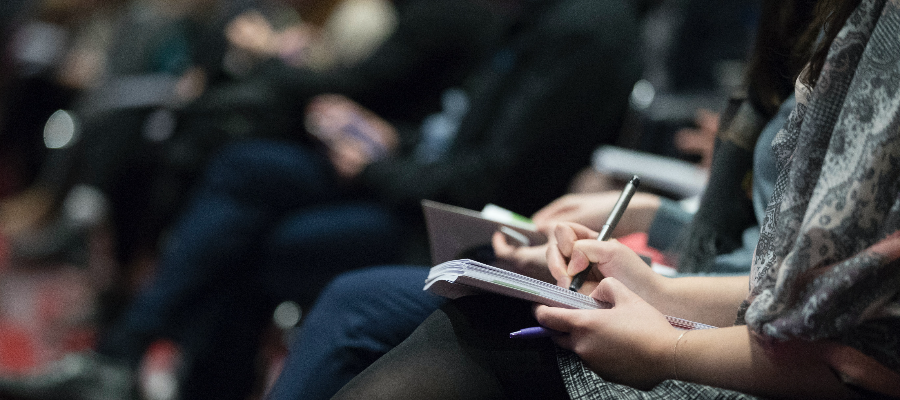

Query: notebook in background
[[421, 200, 546, 265]]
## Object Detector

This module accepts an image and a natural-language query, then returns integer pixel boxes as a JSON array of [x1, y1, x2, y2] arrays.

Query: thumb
[[533, 304, 580, 333], [590, 277, 638, 306]]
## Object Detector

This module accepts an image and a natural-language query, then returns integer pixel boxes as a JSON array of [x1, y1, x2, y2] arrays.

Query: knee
[[309, 267, 419, 322], [317, 269, 380, 307], [202, 141, 261, 189], [202, 139, 319, 195], [204, 140, 276, 179]]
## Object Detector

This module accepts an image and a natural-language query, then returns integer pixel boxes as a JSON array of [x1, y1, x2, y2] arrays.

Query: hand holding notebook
[[424, 259, 716, 331]]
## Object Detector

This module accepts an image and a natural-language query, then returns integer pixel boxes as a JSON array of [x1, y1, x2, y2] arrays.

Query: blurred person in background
[[0, 0, 498, 329], [328, 0, 900, 397], [0, 0, 125, 199], [0, 0, 649, 399], [263, 0, 809, 396], [118, 0, 647, 398], [0, 0, 508, 398], [0, 0, 499, 272]]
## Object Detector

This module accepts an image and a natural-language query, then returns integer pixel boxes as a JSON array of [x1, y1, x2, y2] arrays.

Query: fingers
[[565, 238, 649, 292], [553, 223, 579, 258], [532, 305, 576, 349], [491, 230, 515, 258], [328, 139, 370, 178], [306, 94, 353, 117], [566, 248, 591, 277], [548, 222, 600, 287], [533, 304, 579, 333], [590, 277, 636, 306], [306, 96, 395, 158], [533, 304, 599, 351], [534, 219, 558, 236], [569, 238, 619, 268], [226, 11, 276, 54], [494, 231, 554, 281], [492, 230, 541, 257], [305, 97, 346, 141], [546, 237, 572, 288], [532, 196, 575, 226], [553, 222, 598, 256], [555, 223, 601, 274], [695, 108, 720, 131], [534, 278, 637, 332]]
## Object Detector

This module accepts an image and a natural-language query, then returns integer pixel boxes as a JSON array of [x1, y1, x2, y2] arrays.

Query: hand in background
[[226, 11, 280, 58], [566, 167, 617, 194], [490, 231, 553, 283], [532, 192, 660, 238], [173, 66, 207, 104], [305, 94, 398, 178], [674, 108, 719, 169], [226, 10, 313, 64]]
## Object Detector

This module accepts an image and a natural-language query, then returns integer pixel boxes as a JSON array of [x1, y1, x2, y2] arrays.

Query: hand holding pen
[[569, 175, 639, 290], [513, 177, 641, 338], [542, 176, 640, 292]]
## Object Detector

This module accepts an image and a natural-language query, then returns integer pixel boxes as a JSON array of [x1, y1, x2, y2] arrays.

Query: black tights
[[332, 295, 569, 400]]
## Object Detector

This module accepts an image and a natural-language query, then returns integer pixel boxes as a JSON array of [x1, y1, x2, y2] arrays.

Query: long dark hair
[[675, 0, 838, 273], [744, 0, 817, 117], [744, 0, 863, 116], [798, 0, 864, 87]]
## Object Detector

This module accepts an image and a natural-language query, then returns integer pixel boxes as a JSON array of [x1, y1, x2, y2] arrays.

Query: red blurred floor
[[0, 230, 286, 400]]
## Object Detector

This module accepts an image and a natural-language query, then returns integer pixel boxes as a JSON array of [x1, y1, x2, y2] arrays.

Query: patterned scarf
[[740, 0, 900, 374]]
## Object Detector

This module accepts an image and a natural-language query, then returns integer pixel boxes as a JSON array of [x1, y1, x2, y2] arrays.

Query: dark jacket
[[361, 0, 644, 216], [257, 0, 508, 124]]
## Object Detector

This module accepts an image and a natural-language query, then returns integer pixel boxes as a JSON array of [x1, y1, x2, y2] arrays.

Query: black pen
[[568, 175, 640, 291]]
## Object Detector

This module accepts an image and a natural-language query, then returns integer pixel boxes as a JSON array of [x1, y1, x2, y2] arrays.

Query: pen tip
[[631, 175, 641, 187]]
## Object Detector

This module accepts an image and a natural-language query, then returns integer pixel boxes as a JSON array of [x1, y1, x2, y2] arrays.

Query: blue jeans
[[267, 266, 445, 400], [96, 140, 404, 399]]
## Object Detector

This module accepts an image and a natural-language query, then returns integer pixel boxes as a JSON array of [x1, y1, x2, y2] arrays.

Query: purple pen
[[509, 326, 562, 339]]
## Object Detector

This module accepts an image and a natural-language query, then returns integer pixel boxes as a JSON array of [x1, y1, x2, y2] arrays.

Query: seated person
[[265, 93, 794, 399], [306, 1, 900, 398], [0, 0, 646, 399], [265, 0, 809, 395], [0, 0, 506, 271]]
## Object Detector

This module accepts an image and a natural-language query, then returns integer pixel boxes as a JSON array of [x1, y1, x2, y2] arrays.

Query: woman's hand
[[305, 94, 398, 178], [674, 108, 719, 169], [531, 192, 660, 237], [491, 231, 553, 283], [546, 222, 604, 293], [538, 280, 866, 398], [226, 11, 280, 58], [534, 278, 682, 389], [547, 222, 662, 297], [226, 10, 314, 65]]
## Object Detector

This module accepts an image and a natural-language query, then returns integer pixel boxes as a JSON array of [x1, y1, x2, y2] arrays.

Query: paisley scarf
[[740, 0, 900, 376]]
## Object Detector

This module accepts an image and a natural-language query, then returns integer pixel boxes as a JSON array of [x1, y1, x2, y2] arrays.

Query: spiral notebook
[[424, 259, 716, 330]]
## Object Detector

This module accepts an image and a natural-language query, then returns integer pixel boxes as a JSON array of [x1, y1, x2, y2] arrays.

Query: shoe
[[0, 352, 138, 400]]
